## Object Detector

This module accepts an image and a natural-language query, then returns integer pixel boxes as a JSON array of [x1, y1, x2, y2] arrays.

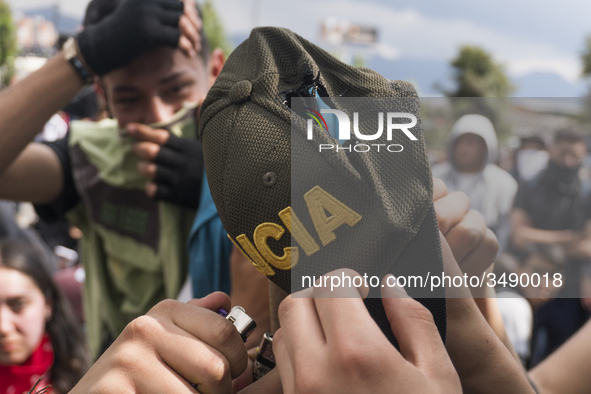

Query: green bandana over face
[[66, 103, 198, 359]]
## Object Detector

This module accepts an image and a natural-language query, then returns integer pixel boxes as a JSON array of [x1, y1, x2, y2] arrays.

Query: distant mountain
[[368, 57, 449, 96], [130, 33, 591, 99], [512, 72, 587, 98], [370, 57, 588, 98], [19, 6, 81, 35]]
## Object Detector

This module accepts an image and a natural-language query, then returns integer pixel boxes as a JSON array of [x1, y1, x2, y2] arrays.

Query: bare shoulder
[[0, 142, 64, 204]]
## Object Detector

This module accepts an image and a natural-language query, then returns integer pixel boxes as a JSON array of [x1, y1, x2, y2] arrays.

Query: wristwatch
[[63, 37, 94, 85]]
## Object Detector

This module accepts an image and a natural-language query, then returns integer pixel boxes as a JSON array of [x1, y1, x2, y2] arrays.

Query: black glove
[[153, 133, 204, 210], [78, 0, 184, 76]]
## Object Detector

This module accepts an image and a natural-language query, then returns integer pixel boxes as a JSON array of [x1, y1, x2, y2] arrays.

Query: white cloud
[[370, 43, 399, 60], [213, 0, 581, 81], [503, 55, 580, 83], [7, 0, 90, 18], [210, 0, 252, 35], [8, 0, 582, 81]]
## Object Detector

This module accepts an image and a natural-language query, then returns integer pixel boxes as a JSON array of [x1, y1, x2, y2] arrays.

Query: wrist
[[446, 298, 534, 393], [63, 37, 95, 84], [74, 38, 94, 78]]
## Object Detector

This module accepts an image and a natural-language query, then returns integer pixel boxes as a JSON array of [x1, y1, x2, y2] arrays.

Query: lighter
[[252, 332, 275, 381], [218, 306, 257, 343]]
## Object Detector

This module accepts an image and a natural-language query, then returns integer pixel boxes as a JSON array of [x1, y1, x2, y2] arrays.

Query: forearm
[[439, 235, 530, 392], [0, 53, 83, 175], [529, 321, 591, 394], [565, 240, 591, 259], [446, 297, 534, 393], [514, 226, 572, 247], [569, 221, 591, 259], [473, 294, 523, 369]]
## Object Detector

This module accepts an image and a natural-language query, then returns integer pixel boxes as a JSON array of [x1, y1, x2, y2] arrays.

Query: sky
[[8, 0, 591, 94]]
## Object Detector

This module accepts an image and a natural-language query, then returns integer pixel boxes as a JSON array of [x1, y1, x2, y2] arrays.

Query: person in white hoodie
[[432, 114, 518, 255]]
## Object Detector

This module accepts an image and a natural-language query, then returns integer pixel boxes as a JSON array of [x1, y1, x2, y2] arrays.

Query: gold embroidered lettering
[[279, 207, 320, 257], [303, 186, 362, 246], [253, 222, 298, 270], [232, 234, 276, 276]]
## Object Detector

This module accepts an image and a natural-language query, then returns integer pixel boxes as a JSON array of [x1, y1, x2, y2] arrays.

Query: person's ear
[[94, 81, 106, 104], [208, 48, 226, 86], [95, 79, 114, 119]]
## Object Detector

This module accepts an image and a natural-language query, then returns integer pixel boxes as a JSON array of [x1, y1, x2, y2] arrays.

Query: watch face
[[63, 38, 77, 60]]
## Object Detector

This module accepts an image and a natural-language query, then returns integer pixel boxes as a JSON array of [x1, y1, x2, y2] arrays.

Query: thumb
[[232, 354, 254, 393], [381, 276, 448, 371]]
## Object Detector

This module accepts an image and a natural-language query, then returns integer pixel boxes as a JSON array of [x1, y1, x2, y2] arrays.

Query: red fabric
[[0, 334, 54, 394]]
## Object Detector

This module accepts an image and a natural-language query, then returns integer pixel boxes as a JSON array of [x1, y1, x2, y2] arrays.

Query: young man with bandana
[[0, 0, 231, 360], [512, 127, 591, 365]]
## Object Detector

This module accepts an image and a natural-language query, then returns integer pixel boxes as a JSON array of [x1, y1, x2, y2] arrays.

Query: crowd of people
[[0, 0, 590, 393], [433, 113, 591, 370]]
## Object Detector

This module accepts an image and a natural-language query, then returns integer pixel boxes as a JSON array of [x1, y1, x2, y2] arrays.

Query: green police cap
[[199, 27, 446, 344]]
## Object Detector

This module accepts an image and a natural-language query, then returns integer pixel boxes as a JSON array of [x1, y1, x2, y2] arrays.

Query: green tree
[[201, 0, 233, 57], [445, 45, 514, 97], [581, 33, 591, 77], [0, 0, 16, 86], [352, 52, 366, 68], [443, 46, 514, 142], [579, 34, 591, 132]]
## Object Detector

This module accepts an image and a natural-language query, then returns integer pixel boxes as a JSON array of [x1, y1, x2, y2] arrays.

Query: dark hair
[[0, 240, 88, 394], [554, 127, 585, 145], [83, 0, 211, 62]]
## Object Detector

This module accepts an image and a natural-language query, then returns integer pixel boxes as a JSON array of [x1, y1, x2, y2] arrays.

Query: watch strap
[[63, 37, 94, 85]]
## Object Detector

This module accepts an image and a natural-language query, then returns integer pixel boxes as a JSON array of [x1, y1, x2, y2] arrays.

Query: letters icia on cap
[[229, 186, 362, 277], [305, 108, 418, 141]]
